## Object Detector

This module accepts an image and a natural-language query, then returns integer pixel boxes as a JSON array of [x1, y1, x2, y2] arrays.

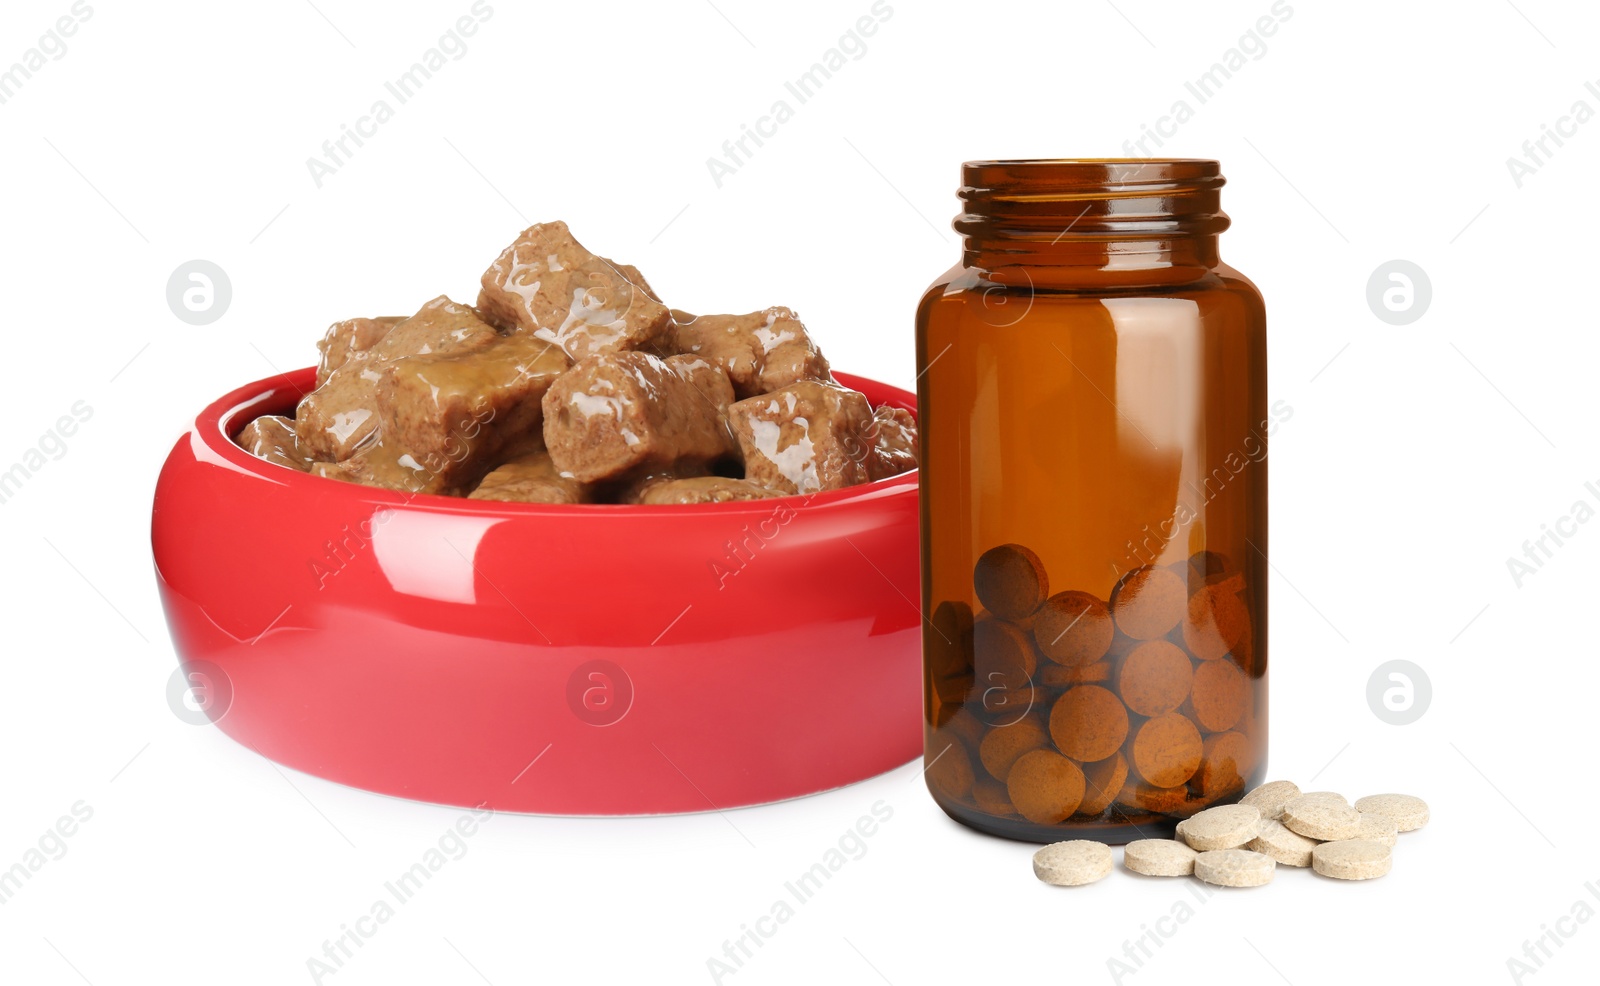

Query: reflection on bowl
[[152, 368, 921, 814]]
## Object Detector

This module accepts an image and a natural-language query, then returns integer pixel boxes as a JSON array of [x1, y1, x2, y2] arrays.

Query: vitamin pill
[[974, 544, 1050, 621], [1128, 713, 1203, 788], [926, 734, 975, 800], [1354, 812, 1399, 848], [1032, 839, 1113, 886], [978, 718, 1050, 780], [972, 616, 1037, 689], [1239, 780, 1301, 820], [1032, 590, 1115, 666], [1188, 658, 1249, 732], [972, 683, 1046, 725], [1247, 818, 1320, 867], [943, 708, 987, 751], [931, 668, 972, 703], [1124, 839, 1199, 877], [1049, 685, 1130, 763], [1115, 778, 1189, 815], [1193, 732, 1250, 799], [1116, 640, 1193, 717], [1007, 750, 1086, 825], [1311, 839, 1392, 881], [1176, 804, 1262, 851], [1281, 797, 1363, 841], [1193, 848, 1276, 888], [927, 600, 975, 680], [1352, 793, 1429, 832], [1110, 566, 1188, 640], [972, 778, 1017, 817], [1185, 550, 1233, 584], [1183, 581, 1250, 661], [1078, 752, 1129, 817]]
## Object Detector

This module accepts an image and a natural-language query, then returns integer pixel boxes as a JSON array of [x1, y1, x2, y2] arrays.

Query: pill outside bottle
[[915, 160, 1271, 843]]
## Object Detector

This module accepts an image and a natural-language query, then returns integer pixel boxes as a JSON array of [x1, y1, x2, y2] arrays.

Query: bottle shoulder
[[917, 263, 1266, 334], [924, 265, 1257, 301]]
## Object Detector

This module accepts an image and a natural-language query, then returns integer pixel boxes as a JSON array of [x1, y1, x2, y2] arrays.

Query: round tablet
[[977, 718, 1049, 780], [1189, 658, 1248, 732], [1281, 797, 1362, 841], [1183, 582, 1250, 661], [1049, 685, 1129, 763], [1007, 750, 1085, 824], [1193, 848, 1275, 888], [927, 600, 975, 679], [1176, 804, 1262, 851], [1129, 713, 1203, 788], [1078, 752, 1129, 817], [972, 778, 1017, 816], [973, 682, 1045, 726], [1193, 731, 1251, 799], [1117, 640, 1194, 717], [1311, 839, 1392, 881], [1033, 840, 1113, 886], [925, 735, 975, 800], [930, 670, 973, 713], [973, 617, 1037, 688], [974, 544, 1049, 621], [1185, 550, 1234, 582], [1240, 780, 1301, 820], [942, 708, 986, 750], [1353, 793, 1429, 832], [1354, 812, 1399, 848], [1124, 839, 1199, 877], [1247, 818, 1320, 866], [1033, 590, 1114, 666], [1115, 778, 1188, 814], [1111, 567, 1188, 640]]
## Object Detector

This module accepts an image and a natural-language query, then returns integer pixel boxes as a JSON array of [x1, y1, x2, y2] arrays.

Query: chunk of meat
[[866, 405, 918, 479], [477, 221, 671, 361], [377, 332, 569, 487], [295, 296, 499, 462], [366, 296, 503, 362], [542, 352, 735, 483], [315, 316, 404, 386], [727, 381, 876, 494], [309, 437, 455, 495], [605, 463, 711, 503], [468, 452, 591, 504], [669, 307, 832, 399], [236, 414, 312, 471], [630, 476, 785, 504]]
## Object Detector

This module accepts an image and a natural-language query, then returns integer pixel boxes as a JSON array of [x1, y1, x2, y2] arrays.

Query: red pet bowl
[[152, 368, 921, 814]]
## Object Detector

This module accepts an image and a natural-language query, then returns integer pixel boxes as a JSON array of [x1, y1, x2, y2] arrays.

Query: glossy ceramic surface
[[153, 368, 920, 814]]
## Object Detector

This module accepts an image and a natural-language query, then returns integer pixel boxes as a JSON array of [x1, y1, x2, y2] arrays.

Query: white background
[[2, 0, 1597, 983]]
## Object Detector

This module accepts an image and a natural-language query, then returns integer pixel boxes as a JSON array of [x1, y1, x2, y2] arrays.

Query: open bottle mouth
[[956, 158, 1230, 242], [952, 159, 1231, 281]]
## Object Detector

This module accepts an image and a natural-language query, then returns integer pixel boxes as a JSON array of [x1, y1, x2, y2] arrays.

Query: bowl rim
[[196, 366, 919, 517]]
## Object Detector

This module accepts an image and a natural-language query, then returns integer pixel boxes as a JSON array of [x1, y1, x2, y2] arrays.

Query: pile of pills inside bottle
[[1031, 780, 1428, 888], [928, 545, 1266, 833]]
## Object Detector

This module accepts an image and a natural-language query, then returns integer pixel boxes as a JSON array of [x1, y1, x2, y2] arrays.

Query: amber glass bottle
[[917, 160, 1271, 843]]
